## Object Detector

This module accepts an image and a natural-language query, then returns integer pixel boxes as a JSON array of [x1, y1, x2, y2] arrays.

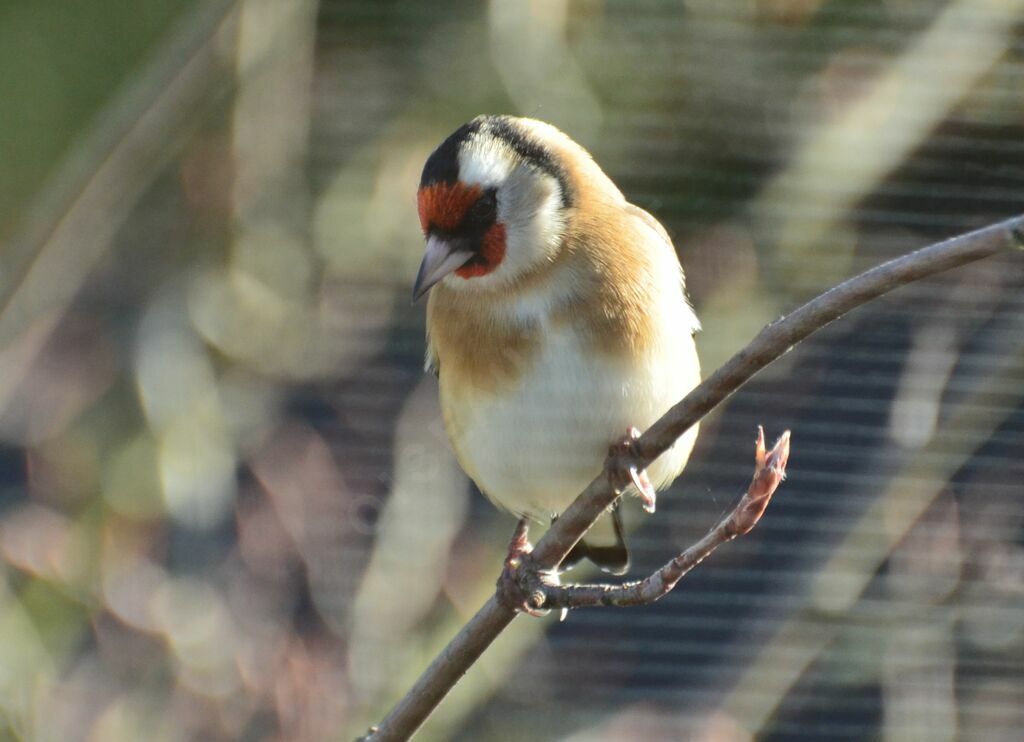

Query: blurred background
[[1, 0, 1023, 740]]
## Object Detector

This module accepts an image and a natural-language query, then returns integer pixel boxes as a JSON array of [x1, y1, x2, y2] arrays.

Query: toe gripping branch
[[608, 427, 657, 514], [496, 518, 558, 617], [495, 427, 791, 615]]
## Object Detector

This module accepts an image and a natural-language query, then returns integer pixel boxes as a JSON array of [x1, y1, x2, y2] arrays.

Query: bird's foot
[[608, 427, 657, 513], [496, 518, 556, 617]]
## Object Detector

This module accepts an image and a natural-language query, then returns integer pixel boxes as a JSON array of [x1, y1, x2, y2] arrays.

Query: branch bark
[[523, 427, 790, 611], [362, 215, 1024, 742]]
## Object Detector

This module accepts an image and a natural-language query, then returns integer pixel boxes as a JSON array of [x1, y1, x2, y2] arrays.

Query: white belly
[[443, 326, 700, 520]]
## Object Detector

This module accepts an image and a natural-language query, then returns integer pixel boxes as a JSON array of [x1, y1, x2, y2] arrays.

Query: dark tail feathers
[[561, 503, 630, 575]]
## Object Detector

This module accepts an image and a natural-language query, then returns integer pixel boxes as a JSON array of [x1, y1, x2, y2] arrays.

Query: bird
[[413, 115, 700, 577]]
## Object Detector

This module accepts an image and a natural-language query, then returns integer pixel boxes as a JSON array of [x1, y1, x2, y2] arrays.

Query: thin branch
[[363, 214, 1024, 742], [528, 428, 790, 610]]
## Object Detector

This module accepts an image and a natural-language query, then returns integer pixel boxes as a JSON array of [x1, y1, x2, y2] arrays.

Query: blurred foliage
[[0, 0, 1022, 741], [0, 0, 198, 236]]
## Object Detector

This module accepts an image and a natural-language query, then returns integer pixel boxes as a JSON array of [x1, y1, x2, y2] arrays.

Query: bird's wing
[[425, 336, 440, 378], [623, 202, 699, 335], [623, 202, 673, 250]]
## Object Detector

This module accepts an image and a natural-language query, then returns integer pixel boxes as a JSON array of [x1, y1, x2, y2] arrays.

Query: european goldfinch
[[414, 115, 700, 574]]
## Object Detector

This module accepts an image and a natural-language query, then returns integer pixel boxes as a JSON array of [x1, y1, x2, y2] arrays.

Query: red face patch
[[455, 223, 506, 279], [417, 182, 481, 233], [417, 182, 507, 279]]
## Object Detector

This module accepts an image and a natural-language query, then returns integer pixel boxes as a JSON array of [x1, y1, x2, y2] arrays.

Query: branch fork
[[497, 427, 791, 613], [496, 519, 554, 617]]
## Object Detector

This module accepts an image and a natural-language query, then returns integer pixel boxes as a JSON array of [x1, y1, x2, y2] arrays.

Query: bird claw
[[498, 564, 550, 617], [497, 519, 552, 617], [610, 427, 657, 513], [628, 465, 657, 513]]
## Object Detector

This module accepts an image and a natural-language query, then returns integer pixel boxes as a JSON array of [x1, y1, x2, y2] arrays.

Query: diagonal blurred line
[[755, 0, 1024, 257], [352, 520, 556, 742], [0, 0, 239, 350], [727, 3, 1024, 718], [720, 315, 1024, 734]]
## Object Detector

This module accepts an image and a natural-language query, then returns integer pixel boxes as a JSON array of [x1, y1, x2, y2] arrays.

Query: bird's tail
[[561, 503, 629, 575]]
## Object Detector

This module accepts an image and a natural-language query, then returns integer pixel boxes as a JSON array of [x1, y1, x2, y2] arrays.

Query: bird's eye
[[469, 191, 497, 222]]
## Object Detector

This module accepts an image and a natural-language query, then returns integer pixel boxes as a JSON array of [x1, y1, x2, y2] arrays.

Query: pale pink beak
[[412, 234, 473, 301]]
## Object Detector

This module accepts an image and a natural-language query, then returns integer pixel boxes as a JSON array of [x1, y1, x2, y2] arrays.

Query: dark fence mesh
[[0, 1, 1022, 740]]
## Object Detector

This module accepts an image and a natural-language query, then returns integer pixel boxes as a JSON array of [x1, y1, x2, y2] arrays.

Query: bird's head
[[413, 115, 580, 300]]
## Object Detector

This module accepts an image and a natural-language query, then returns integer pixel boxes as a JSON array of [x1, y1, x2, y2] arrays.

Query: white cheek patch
[[500, 168, 565, 269]]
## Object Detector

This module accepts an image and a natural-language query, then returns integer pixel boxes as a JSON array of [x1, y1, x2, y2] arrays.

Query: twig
[[523, 428, 790, 610], [363, 214, 1024, 742]]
